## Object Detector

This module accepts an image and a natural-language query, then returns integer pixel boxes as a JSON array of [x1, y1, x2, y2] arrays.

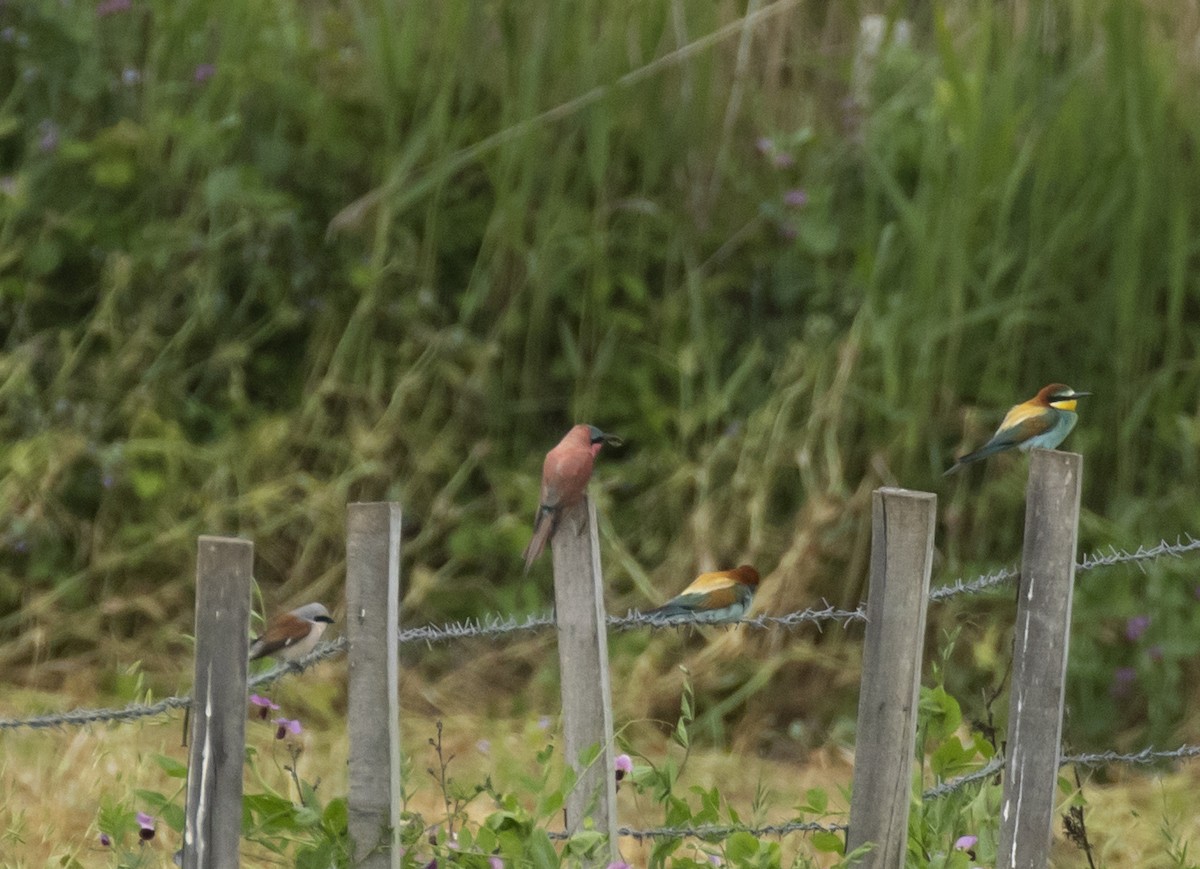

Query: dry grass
[[3, 656, 1200, 868]]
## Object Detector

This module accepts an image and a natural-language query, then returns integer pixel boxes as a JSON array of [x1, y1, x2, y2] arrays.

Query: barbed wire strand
[[4, 536, 1200, 731], [547, 819, 848, 842], [929, 534, 1200, 602]]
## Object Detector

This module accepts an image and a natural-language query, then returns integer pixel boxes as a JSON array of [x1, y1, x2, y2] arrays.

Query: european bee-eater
[[944, 383, 1090, 475], [522, 424, 622, 573], [642, 565, 760, 623], [249, 602, 335, 662]]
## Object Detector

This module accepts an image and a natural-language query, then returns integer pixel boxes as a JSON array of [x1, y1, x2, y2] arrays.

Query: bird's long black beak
[[1073, 391, 1092, 397], [588, 426, 624, 447]]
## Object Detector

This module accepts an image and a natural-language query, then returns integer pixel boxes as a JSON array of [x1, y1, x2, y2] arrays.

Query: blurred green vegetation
[[3, 0, 1200, 749]]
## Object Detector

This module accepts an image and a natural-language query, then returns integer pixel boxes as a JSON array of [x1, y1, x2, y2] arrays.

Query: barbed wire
[[1075, 535, 1200, 575], [928, 535, 1200, 602], [0, 694, 192, 731], [1064, 744, 1200, 767], [0, 640, 346, 731], [921, 757, 1006, 800], [546, 819, 848, 842], [4, 535, 1199, 731]]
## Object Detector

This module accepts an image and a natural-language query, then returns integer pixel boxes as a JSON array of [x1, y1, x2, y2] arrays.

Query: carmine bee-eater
[[522, 424, 623, 573], [249, 602, 335, 663], [944, 383, 1090, 475], [642, 565, 760, 623]]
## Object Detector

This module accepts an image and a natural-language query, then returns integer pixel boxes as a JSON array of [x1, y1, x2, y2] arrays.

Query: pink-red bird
[[642, 565, 760, 623], [522, 424, 622, 572]]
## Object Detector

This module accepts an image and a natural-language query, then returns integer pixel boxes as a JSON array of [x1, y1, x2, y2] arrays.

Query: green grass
[[4, 0, 1200, 757]]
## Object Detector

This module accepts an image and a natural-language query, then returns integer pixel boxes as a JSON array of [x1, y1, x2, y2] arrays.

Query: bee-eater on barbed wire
[[522, 424, 623, 573], [641, 565, 760, 624], [944, 383, 1090, 475]]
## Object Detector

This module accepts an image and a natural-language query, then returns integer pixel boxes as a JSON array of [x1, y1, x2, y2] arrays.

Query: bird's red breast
[[539, 424, 599, 510]]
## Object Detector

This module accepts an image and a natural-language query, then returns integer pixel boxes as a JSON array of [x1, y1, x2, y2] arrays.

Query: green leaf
[[798, 787, 828, 814], [154, 754, 189, 778], [811, 830, 843, 853], [725, 831, 759, 862], [322, 797, 348, 832]]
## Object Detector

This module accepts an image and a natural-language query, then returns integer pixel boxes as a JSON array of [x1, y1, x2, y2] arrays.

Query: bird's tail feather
[[642, 603, 688, 619], [944, 440, 1011, 475], [522, 506, 558, 574]]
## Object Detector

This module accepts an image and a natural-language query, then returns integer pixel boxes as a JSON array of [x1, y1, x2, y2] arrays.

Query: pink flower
[[783, 189, 809, 208], [488, 858, 503, 869], [249, 694, 280, 720], [614, 754, 632, 778], [136, 811, 156, 841], [193, 63, 216, 84], [954, 835, 978, 851], [273, 717, 302, 739]]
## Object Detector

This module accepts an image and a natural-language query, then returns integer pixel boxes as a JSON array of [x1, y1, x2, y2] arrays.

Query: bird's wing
[[992, 408, 1056, 446], [658, 571, 754, 612], [250, 612, 310, 659]]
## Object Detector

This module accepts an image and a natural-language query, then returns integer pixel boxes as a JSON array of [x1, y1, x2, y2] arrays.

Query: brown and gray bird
[[522, 424, 622, 573], [249, 602, 335, 663]]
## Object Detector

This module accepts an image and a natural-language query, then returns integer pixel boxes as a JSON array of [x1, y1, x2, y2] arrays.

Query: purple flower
[[488, 858, 503, 869], [250, 694, 279, 720], [273, 717, 302, 739], [122, 67, 141, 86], [1111, 666, 1137, 697], [476, 739, 491, 755], [755, 137, 773, 155], [97, 0, 131, 16], [1125, 615, 1150, 642], [783, 188, 809, 208], [606, 863, 632, 869], [137, 811, 156, 841], [99, 832, 112, 847], [954, 835, 978, 851], [772, 151, 796, 169], [537, 716, 551, 730], [708, 856, 723, 866], [614, 754, 632, 777], [102, 473, 115, 489], [193, 63, 215, 84]]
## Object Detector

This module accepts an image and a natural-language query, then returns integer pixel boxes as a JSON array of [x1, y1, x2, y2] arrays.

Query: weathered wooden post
[[346, 503, 403, 869], [998, 450, 1082, 869], [553, 496, 618, 860], [184, 536, 254, 869], [847, 488, 937, 868]]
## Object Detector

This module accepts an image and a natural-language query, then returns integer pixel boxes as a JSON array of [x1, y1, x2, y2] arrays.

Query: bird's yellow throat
[[1050, 398, 1078, 411]]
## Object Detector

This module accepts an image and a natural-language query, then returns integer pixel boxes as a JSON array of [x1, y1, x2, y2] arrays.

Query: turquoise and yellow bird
[[945, 383, 1090, 475], [642, 565, 760, 623]]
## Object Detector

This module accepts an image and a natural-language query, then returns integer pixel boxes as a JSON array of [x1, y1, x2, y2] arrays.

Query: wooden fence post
[[184, 536, 254, 869], [847, 488, 937, 868], [346, 503, 403, 869], [553, 496, 618, 860], [997, 450, 1082, 869]]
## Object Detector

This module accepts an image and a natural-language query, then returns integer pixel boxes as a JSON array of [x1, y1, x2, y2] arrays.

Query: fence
[[4, 447, 1200, 867]]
